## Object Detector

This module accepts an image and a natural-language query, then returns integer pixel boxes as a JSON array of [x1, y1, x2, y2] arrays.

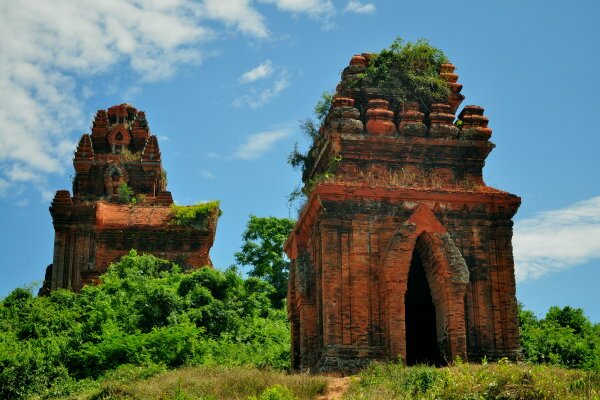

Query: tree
[[519, 303, 600, 370], [235, 215, 296, 308]]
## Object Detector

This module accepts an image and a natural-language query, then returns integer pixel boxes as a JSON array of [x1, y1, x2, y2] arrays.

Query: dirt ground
[[317, 376, 353, 400]]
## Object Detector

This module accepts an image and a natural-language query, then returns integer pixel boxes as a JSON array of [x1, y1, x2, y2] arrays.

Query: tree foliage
[[287, 91, 333, 175], [235, 215, 296, 309], [0, 251, 290, 398], [519, 304, 600, 370]]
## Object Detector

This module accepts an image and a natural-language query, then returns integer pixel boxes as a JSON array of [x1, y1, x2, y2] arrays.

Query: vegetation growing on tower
[[169, 201, 222, 229], [287, 38, 452, 211], [344, 37, 450, 111]]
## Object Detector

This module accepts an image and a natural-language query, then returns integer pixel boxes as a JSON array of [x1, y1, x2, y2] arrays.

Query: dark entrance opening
[[405, 249, 443, 366]]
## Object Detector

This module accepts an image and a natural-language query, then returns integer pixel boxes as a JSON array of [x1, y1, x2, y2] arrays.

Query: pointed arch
[[380, 204, 469, 364], [103, 163, 128, 196], [107, 126, 131, 154], [414, 231, 469, 362]]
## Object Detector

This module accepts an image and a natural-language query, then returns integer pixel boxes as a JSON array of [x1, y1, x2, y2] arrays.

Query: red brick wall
[[287, 187, 520, 372], [47, 200, 217, 292]]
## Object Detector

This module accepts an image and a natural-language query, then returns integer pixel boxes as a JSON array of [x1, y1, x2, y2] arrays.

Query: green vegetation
[[116, 182, 134, 204], [58, 366, 326, 400], [287, 154, 342, 212], [159, 167, 168, 189], [0, 251, 290, 399], [235, 216, 296, 308], [287, 38, 450, 211], [345, 361, 600, 399], [248, 384, 296, 400], [119, 149, 141, 163], [287, 91, 333, 179], [346, 37, 450, 112], [1, 255, 599, 400], [115, 182, 148, 205], [170, 200, 222, 228], [287, 92, 336, 212], [519, 304, 600, 370]]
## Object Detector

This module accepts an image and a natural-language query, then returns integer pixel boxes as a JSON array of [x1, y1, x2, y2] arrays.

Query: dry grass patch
[[67, 365, 326, 400]]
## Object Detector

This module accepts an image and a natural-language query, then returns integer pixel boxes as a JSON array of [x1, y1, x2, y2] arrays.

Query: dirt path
[[317, 376, 353, 400]]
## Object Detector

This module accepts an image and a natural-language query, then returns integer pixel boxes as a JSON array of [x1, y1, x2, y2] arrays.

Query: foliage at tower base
[[519, 304, 600, 370], [0, 251, 290, 399]]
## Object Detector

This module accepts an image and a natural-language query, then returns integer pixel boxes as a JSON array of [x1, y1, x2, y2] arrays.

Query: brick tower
[[41, 104, 219, 293], [285, 55, 521, 372]]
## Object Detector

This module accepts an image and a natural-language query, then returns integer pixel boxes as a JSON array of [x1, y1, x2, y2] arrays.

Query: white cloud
[[239, 60, 274, 83], [0, 0, 212, 198], [0, 0, 341, 199], [259, 0, 335, 19], [122, 85, 142, 102], [234, 70, 290, 108], [0, 178, 10, 198], [40, 189, 55, 203], [200, 169, 216, 179], [344, 1, 375, 14], [514, 196, 600, 282], [5, 164, 43, 183], [234, 128, 290, 160], [200, 0, 269, 38], [14, 199, 29, 207], [81, 86, 94, 100]]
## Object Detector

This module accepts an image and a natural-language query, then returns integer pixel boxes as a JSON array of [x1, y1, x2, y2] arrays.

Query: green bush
[[0, 250, 290, 398], [169, 201, 222, 229], [519, 304, 600, 370], [116, 182, 134, 204], [347, 361, 600, 400], [249, 384, 296, 400], [346, 37, 450, 111]]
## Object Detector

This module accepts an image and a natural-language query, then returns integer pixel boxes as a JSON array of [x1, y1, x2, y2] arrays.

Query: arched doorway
[[404, 249, 443, 366]]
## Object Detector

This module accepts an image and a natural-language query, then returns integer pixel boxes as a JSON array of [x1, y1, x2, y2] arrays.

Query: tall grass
[[345, 361, 600, 399], [59, 365, 326, 400]]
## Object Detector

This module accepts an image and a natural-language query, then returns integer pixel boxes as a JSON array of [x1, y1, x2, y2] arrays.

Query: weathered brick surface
[[41, 104, 217, 293], [286, 57, 521, 372]]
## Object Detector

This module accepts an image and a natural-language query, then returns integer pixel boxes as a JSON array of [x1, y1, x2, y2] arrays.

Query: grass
[[38, 362, 600, 399], [305, 167, 488, 194], [57, 365, 327, 400], [345, 361, 600, 400]]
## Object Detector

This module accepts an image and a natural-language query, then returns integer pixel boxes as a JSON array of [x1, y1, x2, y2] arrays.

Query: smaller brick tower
[[42, 104, 219, 293], [285, 55, 521, 372]]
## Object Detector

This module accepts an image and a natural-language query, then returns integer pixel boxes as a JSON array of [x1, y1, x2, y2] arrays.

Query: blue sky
[[1, 0, 599, 322]]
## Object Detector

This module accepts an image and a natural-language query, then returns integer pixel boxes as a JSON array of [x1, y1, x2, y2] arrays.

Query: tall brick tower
[[42, 104, 219, 293], [285, 55, 521, 372]]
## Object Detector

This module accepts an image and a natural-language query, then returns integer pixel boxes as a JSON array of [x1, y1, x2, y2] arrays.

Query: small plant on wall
[[117, 182, 134, 204]]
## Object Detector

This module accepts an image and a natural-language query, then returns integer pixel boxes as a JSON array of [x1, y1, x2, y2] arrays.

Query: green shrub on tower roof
[[346, 37, 451, 111]]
